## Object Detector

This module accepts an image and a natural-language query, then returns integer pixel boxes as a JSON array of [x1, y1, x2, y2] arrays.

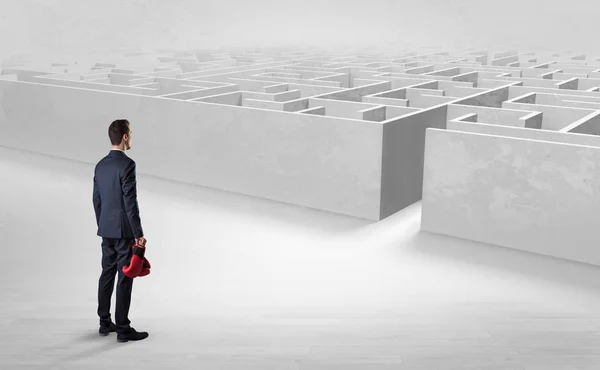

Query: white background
[[2, 0, 599, 62]]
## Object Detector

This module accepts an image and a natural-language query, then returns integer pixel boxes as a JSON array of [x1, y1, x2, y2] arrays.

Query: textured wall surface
[[0, 78, 384, 219], [421, 128, 600, 266]]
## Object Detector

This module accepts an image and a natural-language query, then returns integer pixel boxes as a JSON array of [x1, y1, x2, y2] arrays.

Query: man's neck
[[111, 146, 126, 152]]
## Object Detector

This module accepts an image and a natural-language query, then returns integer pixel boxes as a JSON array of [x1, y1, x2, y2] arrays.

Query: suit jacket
[[93, 150, 144, 239]]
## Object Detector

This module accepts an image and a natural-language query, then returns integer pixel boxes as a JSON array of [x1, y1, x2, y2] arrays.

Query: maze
[[2, 48, 600, 265]]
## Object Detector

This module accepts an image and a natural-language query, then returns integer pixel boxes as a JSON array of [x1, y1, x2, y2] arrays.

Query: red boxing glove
[[122, 243, 151, 278], [138, 255, 151, 277]]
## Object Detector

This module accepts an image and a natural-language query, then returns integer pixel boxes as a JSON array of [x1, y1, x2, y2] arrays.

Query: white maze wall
[[419, 52, 600, 267], [3, 49, 600, 259]]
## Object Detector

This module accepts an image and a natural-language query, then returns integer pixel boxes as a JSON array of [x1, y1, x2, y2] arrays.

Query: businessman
[[93, 119, 149, 343]]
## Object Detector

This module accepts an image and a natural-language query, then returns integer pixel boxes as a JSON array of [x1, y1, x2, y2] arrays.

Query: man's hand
[[136, 237, 147, 246]]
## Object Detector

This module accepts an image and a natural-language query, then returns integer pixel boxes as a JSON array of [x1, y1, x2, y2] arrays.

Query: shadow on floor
[[401, 229, 600, 293]]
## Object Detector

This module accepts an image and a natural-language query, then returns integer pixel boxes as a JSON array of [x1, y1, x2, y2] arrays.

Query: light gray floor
[[2, 145, 600, 370]]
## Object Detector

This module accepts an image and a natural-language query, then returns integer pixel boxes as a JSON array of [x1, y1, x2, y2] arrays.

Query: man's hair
[[108, 119, 130, 145]]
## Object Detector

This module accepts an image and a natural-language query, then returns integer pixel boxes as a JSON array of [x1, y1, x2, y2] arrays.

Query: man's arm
[[93, 174, 101, 227], [121, 160, 144, 239]]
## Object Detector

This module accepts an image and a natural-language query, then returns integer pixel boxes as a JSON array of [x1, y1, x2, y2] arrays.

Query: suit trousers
[[97, 237, 135, 333]]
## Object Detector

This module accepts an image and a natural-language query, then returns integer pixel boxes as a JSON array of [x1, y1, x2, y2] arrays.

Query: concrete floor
[[2, 145, 600, 369]]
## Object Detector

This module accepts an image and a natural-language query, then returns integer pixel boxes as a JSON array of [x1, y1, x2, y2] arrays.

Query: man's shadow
[[34, 331, 129, 366]]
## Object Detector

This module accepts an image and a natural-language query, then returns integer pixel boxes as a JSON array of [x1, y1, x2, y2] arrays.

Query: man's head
[[108, 119, 132, 150]]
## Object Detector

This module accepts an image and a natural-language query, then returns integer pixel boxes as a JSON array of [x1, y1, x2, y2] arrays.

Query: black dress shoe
[[117, 327, 149, 343], [99, 322, 117, 336]]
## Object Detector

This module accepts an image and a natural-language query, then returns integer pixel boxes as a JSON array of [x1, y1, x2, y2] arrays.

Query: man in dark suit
[[93, 119, 149, 343]]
